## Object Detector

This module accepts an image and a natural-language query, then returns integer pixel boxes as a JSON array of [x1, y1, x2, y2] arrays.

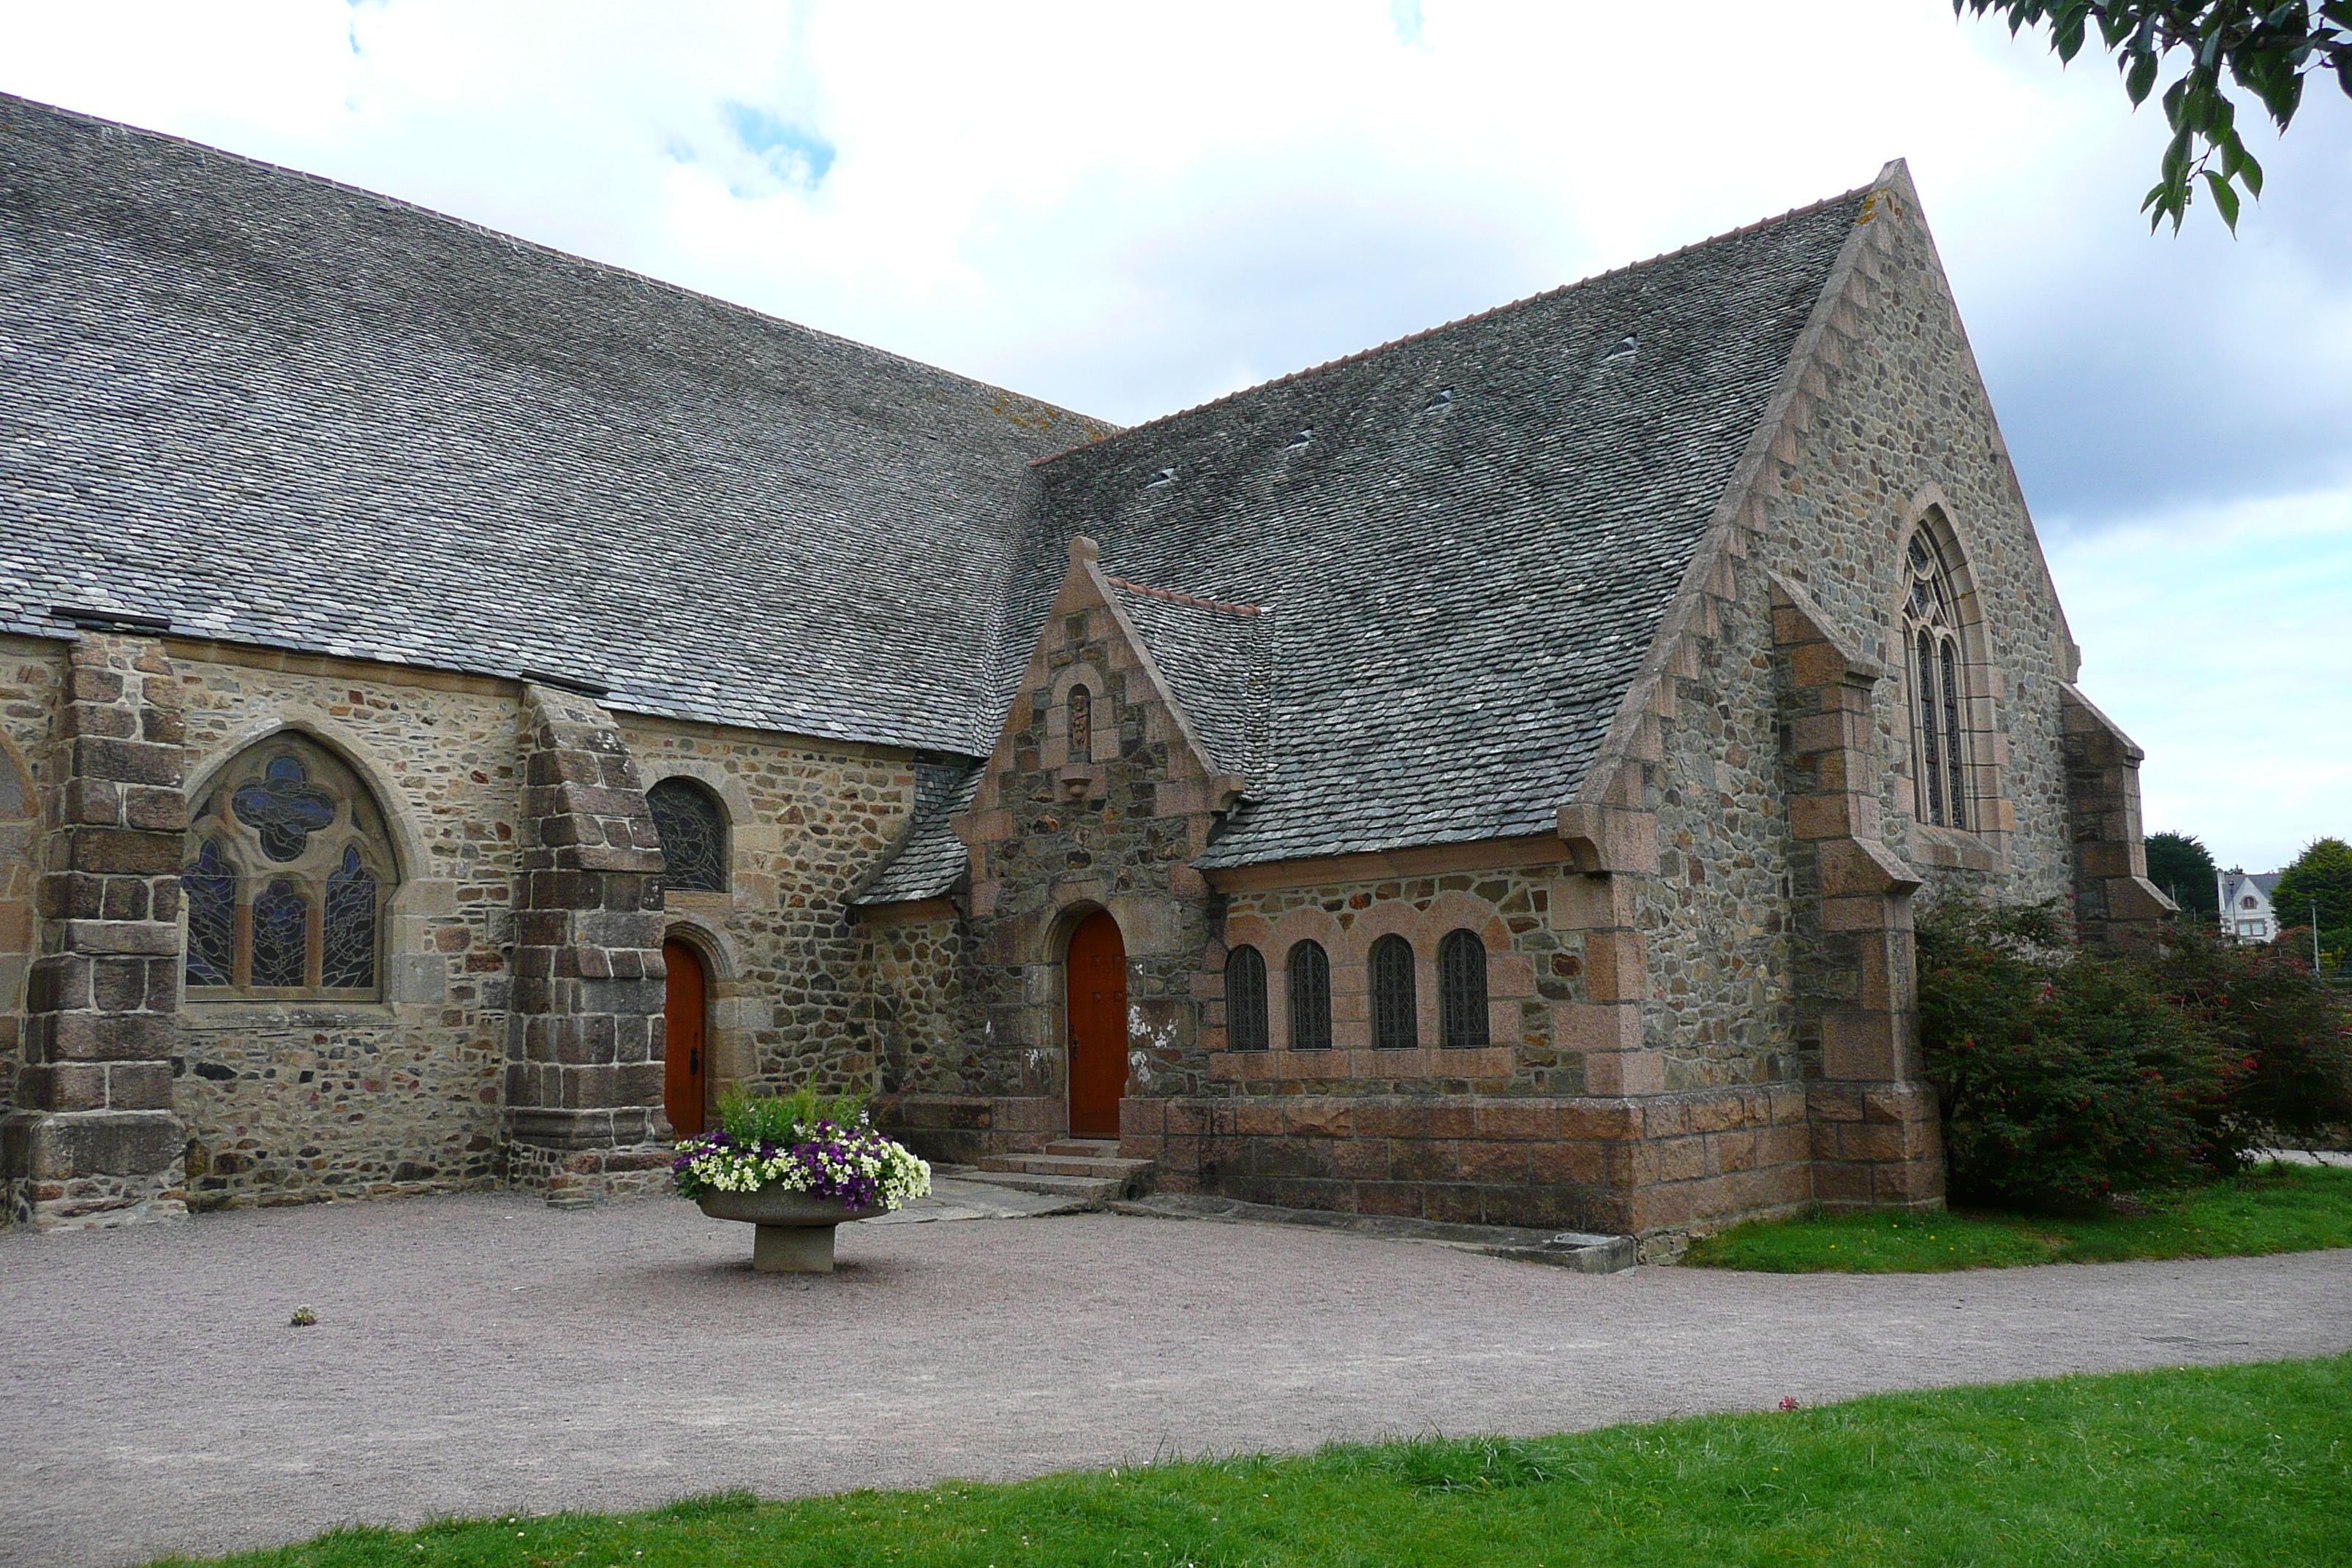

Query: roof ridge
[[1028, 178, 1880, 469], [1, 90, 1115, 438], [1105, 575, 1264, 617]]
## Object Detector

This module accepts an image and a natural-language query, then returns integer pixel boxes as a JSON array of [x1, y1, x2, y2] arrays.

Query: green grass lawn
[[154, 1354, 2352, 1568], [1684, 1161, 2352, 1274]]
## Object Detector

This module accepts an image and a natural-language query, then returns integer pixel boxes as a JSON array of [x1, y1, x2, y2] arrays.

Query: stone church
[[0, 93, 2171, 1248]]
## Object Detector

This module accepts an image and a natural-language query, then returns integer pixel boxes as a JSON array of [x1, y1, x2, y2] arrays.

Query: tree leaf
[[2203, 167, 2243, 230]]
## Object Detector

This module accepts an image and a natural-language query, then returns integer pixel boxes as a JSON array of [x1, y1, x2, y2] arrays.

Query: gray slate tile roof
[[1, 92, 1869, 892], [1002, 192, 1863, 869], [0, 94, 1109, 750], [853, 761, 981, 906]]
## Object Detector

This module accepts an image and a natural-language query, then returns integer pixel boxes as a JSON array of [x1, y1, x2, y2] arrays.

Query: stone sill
[[181, 1000, 402, 1029], [1907, 822, 2003, 873]]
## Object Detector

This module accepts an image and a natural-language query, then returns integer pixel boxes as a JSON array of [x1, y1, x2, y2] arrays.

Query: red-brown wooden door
[[1066, 911, 1127, 1139], [663, 939, 707, 1137]]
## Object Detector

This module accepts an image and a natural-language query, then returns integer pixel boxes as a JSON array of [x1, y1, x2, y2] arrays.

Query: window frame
[[1438, 929, 1489, 1050], [1286, 940, 1332, 1050], [1224, 943, 1269, 1052], [1900, 520, 1976, 832], [647, 775, 731, 894], [1369, 934, 1418, 1050]]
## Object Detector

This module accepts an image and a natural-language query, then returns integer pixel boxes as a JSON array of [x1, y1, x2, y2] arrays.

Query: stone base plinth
[[1806, 1081, 1945, 1212], [874, 1093, 1062, 1165], [504, 1128, 676, 1204], [1, 1109, 188, 1231]]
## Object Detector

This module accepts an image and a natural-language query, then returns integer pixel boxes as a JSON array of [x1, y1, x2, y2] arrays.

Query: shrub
[[1916, 897, 2242, 1207], [2150, 928, 2352, 1144], [716, 1084, 867, 1147]]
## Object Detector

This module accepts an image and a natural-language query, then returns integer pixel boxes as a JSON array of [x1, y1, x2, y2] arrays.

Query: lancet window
[[182, 737, 397, 1000], [1224, 944, 1269, 1052], [1902, 526, 1972, 830], [1286, 941, 1332, 1050], [1370, 935, 1418, 1050], [1438, 929, 1490, 1050]]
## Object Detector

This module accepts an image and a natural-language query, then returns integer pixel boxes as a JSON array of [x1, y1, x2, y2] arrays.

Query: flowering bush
[[673, 1087, 931, 1213]]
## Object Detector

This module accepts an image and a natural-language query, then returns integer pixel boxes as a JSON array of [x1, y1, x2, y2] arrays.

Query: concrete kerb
[[1116, 1191, 1638, 1273]]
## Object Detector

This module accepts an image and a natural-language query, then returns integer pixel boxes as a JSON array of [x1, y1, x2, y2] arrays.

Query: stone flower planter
[[696, 1188, 886, 1273]]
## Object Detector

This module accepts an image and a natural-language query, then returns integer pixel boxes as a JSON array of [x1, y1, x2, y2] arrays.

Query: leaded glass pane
[[1225, 944, 1268, 1052], [323, 845, 377, 990], [1915, 628, 1945, 826], [1371, 935, 1417, 1050], [1439, 930, 1488, 1050], [252, 879, 308, 988], [230, 753, 337, 862], [647, 778, 727, 892], [1286, 941, 1331, 1050], [184, 840, 235, 988], [1940, 638, 1968, 832]]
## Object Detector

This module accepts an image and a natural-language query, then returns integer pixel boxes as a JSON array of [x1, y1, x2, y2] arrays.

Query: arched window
[[1902, 526, 1972, 829], [1286, 940, 1332, 1050], [647, 777, 728, 893], [1370, 935, 1417, 1050], [182, 736, 397, 999], [1439, 929, 1489, 1049], [1224, 944, 1268, 1052], [1068, 683, 1093, 757]]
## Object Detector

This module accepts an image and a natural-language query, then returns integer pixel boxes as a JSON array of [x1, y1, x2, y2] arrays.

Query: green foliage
[[1917, 897, 2242, 1205], [2272, 835, 2352, 938], [140, 1357, 2352, 1567], [1953, 1, 2352, 230], [2151, 923, 2352, 1137], [2144, 829, 2220, 913], [715, 1085, 867, 1147], [1686, 1162, 2352, 1271]]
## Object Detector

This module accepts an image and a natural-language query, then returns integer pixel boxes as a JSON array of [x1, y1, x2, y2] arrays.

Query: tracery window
[[1901, 527, 1972, 829], [1225, 944, 1268, 1052], [182, 737, 396, 1000], [1370, 935, 1418, 1050], [647, 777, 728, 893], [1068, 684, 1093, 757], [1438, 929, 1489, 1050], [1286, 940, 1332, 1050]]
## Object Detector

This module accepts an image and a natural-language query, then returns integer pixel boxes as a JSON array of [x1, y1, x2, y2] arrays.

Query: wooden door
[[663, 938, 707, 1137], [1065, 911, 1128, 1139]]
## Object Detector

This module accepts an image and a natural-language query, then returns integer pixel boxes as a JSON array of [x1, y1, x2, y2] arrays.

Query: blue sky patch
[[722, 100, 834, 192]]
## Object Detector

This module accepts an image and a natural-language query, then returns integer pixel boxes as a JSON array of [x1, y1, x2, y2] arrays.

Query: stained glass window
[[184, 840, 235, 987], [647, 778, 728, 893], [1439, 930, 1489, 1049], [1902, 524, 1972, 829], [1224, 944, 1268, 1052], [182, 736, 397, 999], [251, 880, 308, 988], [1286, 941, 1331, 1050], [323, 845, 378, 990], [1371, 935, 1417, 1050]]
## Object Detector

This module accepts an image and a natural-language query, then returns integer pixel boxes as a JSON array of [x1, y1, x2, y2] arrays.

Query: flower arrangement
[[672, 1085, 931, 1213]]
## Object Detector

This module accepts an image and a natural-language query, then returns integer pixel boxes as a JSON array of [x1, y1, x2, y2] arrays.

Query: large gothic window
[[1902, 526, 1972, 829], [1224, 944, 1268, 1052], [647, 777, 728, 893], [183, 737, 397, 1000], [1286, 940, 1332, 1050], [1438, 930, 1490, 1049], [1370, 935, 1418, 1050]]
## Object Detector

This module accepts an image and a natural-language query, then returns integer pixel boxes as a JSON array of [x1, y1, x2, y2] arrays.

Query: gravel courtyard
[[6, 1192, 2350, 1568]]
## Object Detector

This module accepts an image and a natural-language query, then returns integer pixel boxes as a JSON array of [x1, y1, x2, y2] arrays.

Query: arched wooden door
[[1065, 911, 1128, 1139], [663, 938, 708, 1137]]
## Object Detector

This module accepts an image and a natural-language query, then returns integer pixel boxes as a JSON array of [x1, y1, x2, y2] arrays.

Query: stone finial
[[1068, 535, 1100, 568]]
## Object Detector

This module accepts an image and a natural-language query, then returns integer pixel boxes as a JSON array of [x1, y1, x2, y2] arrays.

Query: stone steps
[[966, 1145, 1156, 1205]]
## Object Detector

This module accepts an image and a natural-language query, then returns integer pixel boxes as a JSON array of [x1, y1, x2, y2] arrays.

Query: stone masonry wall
[[0, 636, 56, 1124]]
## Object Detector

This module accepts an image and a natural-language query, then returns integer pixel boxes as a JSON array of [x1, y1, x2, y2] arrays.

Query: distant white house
[[2217, 870, 2283, 943]]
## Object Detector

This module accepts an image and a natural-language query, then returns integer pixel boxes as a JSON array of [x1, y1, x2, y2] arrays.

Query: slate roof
[[1, 91, 1875, 891], [997, 191, 1865, 869], [853, 761, 982, 906], [0, 93, 1110, 750]]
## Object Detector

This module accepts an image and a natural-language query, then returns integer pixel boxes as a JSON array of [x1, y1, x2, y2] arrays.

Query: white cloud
[[1, 0, 2345, 837]]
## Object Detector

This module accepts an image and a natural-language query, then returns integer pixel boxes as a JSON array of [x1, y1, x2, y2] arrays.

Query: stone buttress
[[2, 633, 189, 1229], [501, 682, 674, 1199]]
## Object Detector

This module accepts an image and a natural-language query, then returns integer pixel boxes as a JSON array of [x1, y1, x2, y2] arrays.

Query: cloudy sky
[[6, 0, 2346, 875]]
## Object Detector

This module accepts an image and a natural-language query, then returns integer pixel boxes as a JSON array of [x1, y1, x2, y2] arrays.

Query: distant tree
[[2272, 836, 2352, 942], [2145, 830, 2220, 914], [1954, 1, 2352, 230]]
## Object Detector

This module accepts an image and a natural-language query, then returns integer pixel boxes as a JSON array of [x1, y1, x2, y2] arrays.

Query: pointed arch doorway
[[663, 938, 709, 1137], [1066, 911, 1128, 1139]]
